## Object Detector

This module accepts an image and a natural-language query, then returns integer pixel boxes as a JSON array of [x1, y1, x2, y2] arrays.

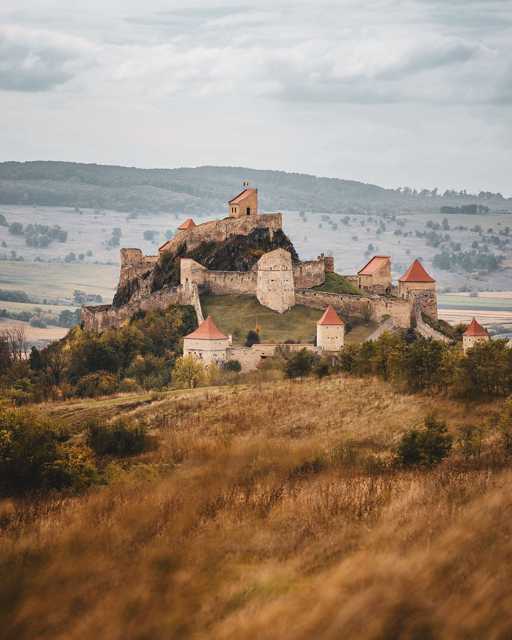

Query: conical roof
[[178, 218, 196, 231], [317, 305, 344, 326], [463, 317, 489, 337], [399, 259, 435, 283], [185, 316, 228, 340]]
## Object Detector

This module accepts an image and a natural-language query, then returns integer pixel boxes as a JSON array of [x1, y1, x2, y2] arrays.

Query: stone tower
[[316, 305, 345, 351], [256, 248, 295, 314], [462, 317, 490, 354], [398, 259, 437, 319]]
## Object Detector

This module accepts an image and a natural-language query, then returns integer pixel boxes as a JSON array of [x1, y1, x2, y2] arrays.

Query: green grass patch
[[313, 272, 361, 295], [201, 295, 323, 344]]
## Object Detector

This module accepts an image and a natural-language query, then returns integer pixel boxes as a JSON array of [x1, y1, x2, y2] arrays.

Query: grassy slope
[[201, 294, 375, 344], [202, 294, 321, 343], [2, 377, 512, 639], [312, 271, 362, 295]]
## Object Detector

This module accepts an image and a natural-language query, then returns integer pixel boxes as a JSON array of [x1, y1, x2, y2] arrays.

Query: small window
[[246, 207, 251, 215]]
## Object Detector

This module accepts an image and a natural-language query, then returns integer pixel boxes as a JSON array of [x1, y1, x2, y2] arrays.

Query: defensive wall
[[295, 289, 412, 327], [82, 282, 203, 332], [228, 343, 319, 373], [159, 213, 283, 254], [119, 249, 158, 287], [180, 252, 326, 310]]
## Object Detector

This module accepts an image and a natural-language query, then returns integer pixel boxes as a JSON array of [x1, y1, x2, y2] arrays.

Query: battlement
[[159, 212, 283, 255], [119, 249, 158, 287]]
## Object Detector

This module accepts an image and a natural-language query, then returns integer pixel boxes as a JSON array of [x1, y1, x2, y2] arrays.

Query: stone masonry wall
[[295, 289, 412, 327], [180, 258, 257, 295], [292, 259, 325, 288], [119, 249, 158, 287], [160, 213, 283, 255], [82, 283, 202, 332]]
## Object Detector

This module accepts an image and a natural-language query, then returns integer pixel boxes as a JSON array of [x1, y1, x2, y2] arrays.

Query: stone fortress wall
[[159, 213, 283, 255], [119, 249, 158, 287]]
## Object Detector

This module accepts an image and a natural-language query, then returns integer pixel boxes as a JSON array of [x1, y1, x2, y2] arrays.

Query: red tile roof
[[358, 255, 390, 276], [317, 305, 344, 326], [185, 316, 228, 341], [399, 259, 435, 283], [178, 218, 196, 231], [463, 318, 489, 337], [229, 188, 257, 205]]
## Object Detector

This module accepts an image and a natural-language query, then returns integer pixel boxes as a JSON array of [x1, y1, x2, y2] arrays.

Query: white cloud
[[0, 25, 96, 91]]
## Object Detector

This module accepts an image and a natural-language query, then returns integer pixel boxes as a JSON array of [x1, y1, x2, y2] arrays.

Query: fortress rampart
[[159, 213, 283, 255], [82, 283, 202, 331], [119, 249, 158, 287], [295, 289, 412, 327]]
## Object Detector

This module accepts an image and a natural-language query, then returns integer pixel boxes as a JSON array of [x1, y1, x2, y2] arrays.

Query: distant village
[[82, 185, 492, 370]]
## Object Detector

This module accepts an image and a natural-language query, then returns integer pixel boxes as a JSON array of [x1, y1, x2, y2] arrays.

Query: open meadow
[[2, 375, 512, 639]]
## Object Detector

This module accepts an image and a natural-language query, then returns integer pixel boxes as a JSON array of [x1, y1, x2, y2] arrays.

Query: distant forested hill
[[0, 161, 509, 215]]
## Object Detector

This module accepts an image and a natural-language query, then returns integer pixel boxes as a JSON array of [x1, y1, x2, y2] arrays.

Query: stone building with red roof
[[462, 318, 490, 354], [357, 256, 391, 294], [228, 184, 258, 218]]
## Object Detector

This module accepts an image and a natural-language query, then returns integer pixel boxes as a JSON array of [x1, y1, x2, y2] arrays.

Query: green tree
[[285, 349, 316, 379], [396, 415, 453, 467]]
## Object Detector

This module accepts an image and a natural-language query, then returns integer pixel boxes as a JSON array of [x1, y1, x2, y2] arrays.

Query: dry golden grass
[[1, 376, 511, 639]]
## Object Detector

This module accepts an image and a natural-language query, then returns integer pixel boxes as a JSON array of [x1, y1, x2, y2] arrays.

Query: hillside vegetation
[[2, 376, 512, 639], [1, 161, 509, 214]]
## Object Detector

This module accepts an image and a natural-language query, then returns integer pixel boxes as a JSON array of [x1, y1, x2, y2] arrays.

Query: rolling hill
[[0, 161, 509, 215]]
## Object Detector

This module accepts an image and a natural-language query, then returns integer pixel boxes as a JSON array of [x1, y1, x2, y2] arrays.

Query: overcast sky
[[1, 0, 511, 194]]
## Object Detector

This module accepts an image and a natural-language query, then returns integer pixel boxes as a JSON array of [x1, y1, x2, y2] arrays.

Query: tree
[[285, 349, 316, 378], [245, 330, 260, 347], [172, 355, 206, 389], [396, 415, 453, 467]]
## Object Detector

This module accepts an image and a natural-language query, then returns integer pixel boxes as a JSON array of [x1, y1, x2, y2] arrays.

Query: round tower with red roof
[[316, 305, 345, 351], [183, 316, 230, 365], [462, 317, 490, 354], [398, 258, 437, 319]]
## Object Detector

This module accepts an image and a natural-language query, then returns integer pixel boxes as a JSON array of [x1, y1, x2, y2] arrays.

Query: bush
[[0, 408, 97, 494], [285, 349, 316, 379], [396, 415, 453, 467], [245, 330, 260, 347], [222, 360, 241, 372], [75, 372, 118, 397], [86, 420, 148, 456], [172, 355, 206, 389]]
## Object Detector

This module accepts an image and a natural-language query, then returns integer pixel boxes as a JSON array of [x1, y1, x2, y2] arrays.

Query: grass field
[[2, 376, 512, 639], [201, 294, 376, 344], [0, 260, 118, 303]]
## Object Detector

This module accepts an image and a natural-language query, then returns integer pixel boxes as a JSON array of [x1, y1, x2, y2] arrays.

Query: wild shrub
[[396, 415, 453, 467], [497, 399, 512, 455], [172, 355, 206, 388], [222, 360, 241, 372], [86, 420, 148, 456], [75, 371, 118, 397], [456, 424, 484, 460], [0, 408, 97, 494], [284, 349, 316, 378], [245, 330, 260, 347]]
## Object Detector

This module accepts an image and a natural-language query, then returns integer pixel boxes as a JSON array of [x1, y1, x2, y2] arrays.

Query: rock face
[[256, 249, 296, 314]]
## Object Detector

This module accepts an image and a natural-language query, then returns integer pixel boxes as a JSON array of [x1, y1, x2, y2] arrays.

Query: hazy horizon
[[1, 1, 511, 195]]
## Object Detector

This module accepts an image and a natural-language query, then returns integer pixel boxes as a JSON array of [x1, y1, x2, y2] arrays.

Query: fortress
[[82, 186, 440, 363]]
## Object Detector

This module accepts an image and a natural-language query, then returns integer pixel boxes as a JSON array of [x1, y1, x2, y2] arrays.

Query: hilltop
[[1, 161, 509, 214], [2, 376, 512, 639]]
